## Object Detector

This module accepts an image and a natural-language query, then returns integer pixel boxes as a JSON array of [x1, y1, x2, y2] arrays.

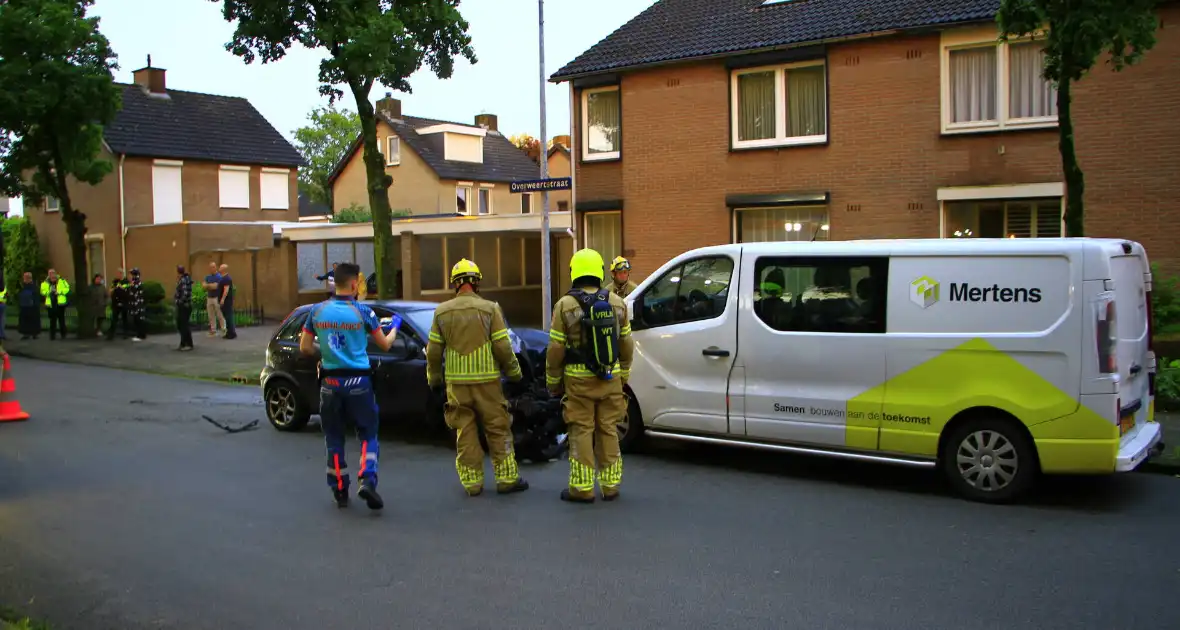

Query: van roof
[[687, 238, 1145, 259]]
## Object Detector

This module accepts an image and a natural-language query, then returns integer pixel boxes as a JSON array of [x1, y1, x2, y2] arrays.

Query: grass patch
[[0, 607, 50, 630]]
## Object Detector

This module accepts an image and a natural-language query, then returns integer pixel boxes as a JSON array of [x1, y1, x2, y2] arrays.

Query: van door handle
[[1130, 364, 1142, 375], [702, 347, 730, 358]]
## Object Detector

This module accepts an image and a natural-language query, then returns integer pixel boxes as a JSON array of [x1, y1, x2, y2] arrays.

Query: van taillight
[[1096, 298, 1118, 374]]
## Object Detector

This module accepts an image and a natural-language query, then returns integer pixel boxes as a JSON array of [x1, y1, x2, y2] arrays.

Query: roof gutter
[[549, 17, 996, 83]]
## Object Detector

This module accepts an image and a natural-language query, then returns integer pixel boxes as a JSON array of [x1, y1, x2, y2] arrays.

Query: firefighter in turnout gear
[[547, 248, 634, 503], [607, 256, 637, 298], [427, 259, 529, 496]]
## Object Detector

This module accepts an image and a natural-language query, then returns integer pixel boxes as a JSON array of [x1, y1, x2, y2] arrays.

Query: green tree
[[292, 104, 360, 209], [0, 0, 121, 337], [214, 0, 477, 299], [997, 0, 1159, 237]]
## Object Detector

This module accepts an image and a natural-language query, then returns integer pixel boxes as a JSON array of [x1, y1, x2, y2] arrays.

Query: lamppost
[[538, 0, 552, 329]]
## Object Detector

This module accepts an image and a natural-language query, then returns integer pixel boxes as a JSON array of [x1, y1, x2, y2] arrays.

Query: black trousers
[[108, 306, 129, 338], [47, 305, 67, 339], [222, 302, 237, 339], [176, 305, 193, 348]]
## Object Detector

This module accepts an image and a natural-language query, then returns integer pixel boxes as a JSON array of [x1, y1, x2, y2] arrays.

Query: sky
[[5, 0, 659, 215]]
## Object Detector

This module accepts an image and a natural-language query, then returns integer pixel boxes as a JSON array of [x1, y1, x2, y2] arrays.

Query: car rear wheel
[[941, 415, 1037, 503], [265, 380, 310, 431]]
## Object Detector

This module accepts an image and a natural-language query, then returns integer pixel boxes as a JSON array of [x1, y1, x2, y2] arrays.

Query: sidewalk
[[1151, 411, 1180, 472], [2, 325, 271, 385]]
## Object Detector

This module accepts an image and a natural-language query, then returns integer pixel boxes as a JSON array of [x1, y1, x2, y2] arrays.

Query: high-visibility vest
[[40, 279, 70, 307]]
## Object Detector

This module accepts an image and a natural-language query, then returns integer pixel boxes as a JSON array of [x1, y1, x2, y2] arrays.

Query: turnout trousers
[[444, 381, 520, 493], [320, 375, 380, 491], [563, 376, 626, 499]]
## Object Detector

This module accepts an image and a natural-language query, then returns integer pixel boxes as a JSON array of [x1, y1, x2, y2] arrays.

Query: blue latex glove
[[381, 313, 403, 334]]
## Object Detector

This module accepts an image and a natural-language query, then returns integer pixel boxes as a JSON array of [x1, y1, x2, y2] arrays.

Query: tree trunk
[[1057, 75, 1085, 237], [61, 206, 96, 338], [351, 87, 398, 299]]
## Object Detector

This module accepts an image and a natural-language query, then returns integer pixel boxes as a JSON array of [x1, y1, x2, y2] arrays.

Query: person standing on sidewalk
[[17, 272, 40, 340], [299, 262, 401, 510], [40, 269, 70, 340], [174, 266, 194, 351], [128, 268, 147, 341], [203, 261, 226, 337], [217, 263, 236, 340], [108, 269, 130, 340], [91, 274, 109, 337]]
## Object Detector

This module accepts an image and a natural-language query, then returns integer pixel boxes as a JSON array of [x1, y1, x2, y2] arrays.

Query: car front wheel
[[618, 393, 644, 453], [265, 380, 311, 431]]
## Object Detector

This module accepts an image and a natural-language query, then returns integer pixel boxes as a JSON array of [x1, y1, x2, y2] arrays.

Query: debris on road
[[202, 415, 259, 434]]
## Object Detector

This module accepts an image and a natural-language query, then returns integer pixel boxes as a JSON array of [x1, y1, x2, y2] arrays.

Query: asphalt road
[[1, 359, 1179, 630]]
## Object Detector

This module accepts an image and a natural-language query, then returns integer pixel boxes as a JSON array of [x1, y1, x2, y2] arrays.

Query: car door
[[739, 254, 887, 451], [629, 254, 739, 435], [273, 311, 319, 392], [368, 307, 431, 421], [365, 306, 400, 412]]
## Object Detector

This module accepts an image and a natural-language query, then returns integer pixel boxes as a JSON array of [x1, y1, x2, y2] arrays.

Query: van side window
[[636, 256, 734, 328], [753, 256, 888, 334]]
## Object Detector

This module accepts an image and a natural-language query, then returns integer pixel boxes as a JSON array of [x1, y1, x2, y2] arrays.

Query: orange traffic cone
[[0, 353, 30, 422]]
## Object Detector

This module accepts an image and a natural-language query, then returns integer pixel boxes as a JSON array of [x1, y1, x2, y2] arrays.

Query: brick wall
[[572, 8, 1180, 279]]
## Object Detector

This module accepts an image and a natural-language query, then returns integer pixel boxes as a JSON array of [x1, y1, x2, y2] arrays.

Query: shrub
[[1157, 358, 1180, 411], [1151, 264, 1180, 335], [1, 217, 49, 302]]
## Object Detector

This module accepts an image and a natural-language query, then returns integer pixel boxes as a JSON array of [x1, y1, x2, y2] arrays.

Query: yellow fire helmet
[[569, 248, 605, 283], [610, 256, 631, 272], [450, 258, 482, 286]]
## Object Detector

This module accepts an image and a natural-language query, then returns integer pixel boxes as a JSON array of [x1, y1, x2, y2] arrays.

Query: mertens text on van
[[948, 283, 1042, 303]]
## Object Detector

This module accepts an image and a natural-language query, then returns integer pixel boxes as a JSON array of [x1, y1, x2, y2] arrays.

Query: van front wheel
[[941, 417, 1036, 503]]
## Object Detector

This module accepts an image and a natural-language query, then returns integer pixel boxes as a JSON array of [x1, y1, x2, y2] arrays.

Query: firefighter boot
[[358, 480, 384, 511], [560, 488, 595, 503], [497, 478, 530, 494]]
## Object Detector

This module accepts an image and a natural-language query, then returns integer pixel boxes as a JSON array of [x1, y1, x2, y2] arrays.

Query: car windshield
[[402, 308, 437, 337]]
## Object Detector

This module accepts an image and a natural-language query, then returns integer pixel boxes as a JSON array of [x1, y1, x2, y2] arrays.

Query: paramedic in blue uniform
[[300, 262, 401, 510]]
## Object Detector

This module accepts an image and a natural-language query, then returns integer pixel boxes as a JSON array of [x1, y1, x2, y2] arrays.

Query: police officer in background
[[547, 248, 634, 503], [607, 256, 637, 298], [300, 262, 401, 510], [426, 258, 529, 497]]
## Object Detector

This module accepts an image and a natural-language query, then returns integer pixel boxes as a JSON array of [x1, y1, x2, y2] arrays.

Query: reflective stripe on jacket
[[40, 279, 70, 307], [426, 292, 522, 387]]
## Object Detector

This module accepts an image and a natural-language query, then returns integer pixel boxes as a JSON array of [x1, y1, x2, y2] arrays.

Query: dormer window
[[416, 123, 485, 163]]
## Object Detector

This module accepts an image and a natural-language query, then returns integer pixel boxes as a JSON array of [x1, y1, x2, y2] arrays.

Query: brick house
[[550, 0, 1180, 279], [283, 95, 574, 326], [25, 62, 305, 315]]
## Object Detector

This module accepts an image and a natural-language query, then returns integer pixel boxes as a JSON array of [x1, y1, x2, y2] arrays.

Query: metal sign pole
[[538, 0, 552, 330]]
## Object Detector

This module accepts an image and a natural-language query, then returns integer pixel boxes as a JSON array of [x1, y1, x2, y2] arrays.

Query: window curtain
[[737, 207, 829, 243], [787, 66, 826, 137], [585, 213, 622, 261], [738, 71, 776, 141], [950, 47, 997, 123], [586, 91, 620, 153], [1009, 42, 1057, 119]]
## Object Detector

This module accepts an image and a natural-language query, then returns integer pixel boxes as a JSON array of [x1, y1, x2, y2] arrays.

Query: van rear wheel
[[941, 416, 1036, 503]]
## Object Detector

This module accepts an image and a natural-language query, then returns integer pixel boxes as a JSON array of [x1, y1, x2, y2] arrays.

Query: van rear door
[[1110, 248, 1152, 438]]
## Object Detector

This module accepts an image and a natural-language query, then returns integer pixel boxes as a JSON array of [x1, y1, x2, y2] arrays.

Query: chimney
[[132, 54, 167, 94], [376, 92, 402, 120], [474, 113, 498, 132], [552, 135, 571, 149]]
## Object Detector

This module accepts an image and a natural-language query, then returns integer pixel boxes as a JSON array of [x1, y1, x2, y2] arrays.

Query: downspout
[[118, 153, 127, 271], [567, 82, 577, 244]]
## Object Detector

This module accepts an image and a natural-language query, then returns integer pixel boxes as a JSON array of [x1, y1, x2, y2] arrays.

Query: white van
[[619, 238, 1165, 502]]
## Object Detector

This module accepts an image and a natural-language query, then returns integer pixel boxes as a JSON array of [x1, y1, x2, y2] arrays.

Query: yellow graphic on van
[[910, 276, 940, 309]]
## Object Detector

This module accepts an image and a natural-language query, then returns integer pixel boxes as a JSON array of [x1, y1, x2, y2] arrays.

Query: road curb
[[5, 349, 261, 386]]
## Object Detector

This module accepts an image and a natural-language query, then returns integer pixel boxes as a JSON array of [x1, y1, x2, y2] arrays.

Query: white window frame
[[151, 159, 184, 224], [385, 136, 401, 166], [520, 192, 533, 214], [478, 185, 493, 216], [580, 85, 621, 162], [218, 165, 250, 210], [941, 26, 1058, 134], [938, 183, 1065, 238], [730, 60, 828, 150], [456, 184, 473, 215], [260, 167, 290, 210], [45, 195, 60, 213]]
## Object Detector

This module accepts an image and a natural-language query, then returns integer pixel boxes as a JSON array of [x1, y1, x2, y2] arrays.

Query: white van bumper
[[1116, 422, 1163, 472]]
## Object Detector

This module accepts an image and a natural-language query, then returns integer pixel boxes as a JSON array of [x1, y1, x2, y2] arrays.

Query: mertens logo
[[910, 275, 940, 309]]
